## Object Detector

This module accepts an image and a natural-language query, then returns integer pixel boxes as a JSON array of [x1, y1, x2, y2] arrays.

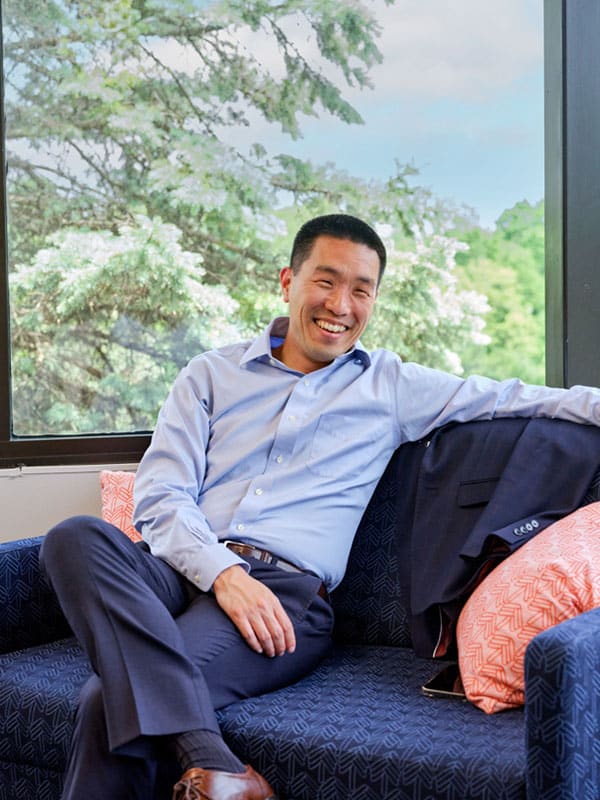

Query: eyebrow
[[314, 265, 377, 289]]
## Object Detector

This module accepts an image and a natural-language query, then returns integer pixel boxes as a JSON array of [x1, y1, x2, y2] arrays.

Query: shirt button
[[254, 488, 263, 496], [304, 379, 310, 386], [236, 523, 245, 532], [276, 455, 283, 464], [288, 415, 296, 422], [194, 575, 201, 584]]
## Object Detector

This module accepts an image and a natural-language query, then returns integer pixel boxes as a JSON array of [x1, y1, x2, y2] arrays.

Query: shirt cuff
[[182, 542, 249, 592]]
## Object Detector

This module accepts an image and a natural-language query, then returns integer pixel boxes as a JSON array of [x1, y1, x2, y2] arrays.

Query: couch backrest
[[331, 438, 427, 648], [0, 536, 72, 654]]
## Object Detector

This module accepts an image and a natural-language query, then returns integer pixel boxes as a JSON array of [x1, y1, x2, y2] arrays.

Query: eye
[[316, 279, 333, 288], [354, 287, 372, 298]]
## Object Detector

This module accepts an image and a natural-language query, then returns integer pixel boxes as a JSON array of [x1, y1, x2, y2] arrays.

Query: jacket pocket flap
[[457, 478, 498, 507]]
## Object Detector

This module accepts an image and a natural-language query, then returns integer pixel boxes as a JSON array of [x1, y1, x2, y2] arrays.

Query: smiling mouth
[[315, 319, 348, 334]]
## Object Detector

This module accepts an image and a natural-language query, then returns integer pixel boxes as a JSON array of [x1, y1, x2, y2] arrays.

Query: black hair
[[290, 214, 387, 285]]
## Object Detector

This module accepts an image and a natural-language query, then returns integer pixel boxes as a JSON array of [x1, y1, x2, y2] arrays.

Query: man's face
[[278, 235, 380, 373]]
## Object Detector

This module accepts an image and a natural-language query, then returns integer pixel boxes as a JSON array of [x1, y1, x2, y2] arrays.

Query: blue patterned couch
[[1, 420, 600, 800]]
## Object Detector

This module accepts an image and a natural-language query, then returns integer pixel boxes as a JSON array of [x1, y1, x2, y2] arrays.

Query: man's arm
[[133, 361, 295, 656], [390, 360, 600, 443], [133, 366, 243, 592]]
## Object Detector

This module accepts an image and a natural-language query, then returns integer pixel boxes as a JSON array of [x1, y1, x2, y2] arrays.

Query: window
[[1, 0, 593, 468]]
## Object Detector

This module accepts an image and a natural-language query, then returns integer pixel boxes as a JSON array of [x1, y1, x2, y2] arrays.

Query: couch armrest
[[0, 536, 72, 654], [525, 607, 600, 800]]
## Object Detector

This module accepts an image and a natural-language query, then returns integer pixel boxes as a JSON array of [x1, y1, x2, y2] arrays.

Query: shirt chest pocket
[[307, 413, 375, 480]]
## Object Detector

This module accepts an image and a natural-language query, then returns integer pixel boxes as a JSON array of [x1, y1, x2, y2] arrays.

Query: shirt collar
[[239, 317, 371, 368]]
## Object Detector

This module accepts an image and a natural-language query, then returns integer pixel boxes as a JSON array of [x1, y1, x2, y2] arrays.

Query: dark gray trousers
[[40, 516, 334, 799]]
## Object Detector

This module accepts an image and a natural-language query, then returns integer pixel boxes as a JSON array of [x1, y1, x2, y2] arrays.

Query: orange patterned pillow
[[457, 501, 600, 713], [99, 470, 141, 542]]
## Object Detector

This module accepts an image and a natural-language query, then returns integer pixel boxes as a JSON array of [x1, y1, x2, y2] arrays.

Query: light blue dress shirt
[[133, 317, 600, 591]]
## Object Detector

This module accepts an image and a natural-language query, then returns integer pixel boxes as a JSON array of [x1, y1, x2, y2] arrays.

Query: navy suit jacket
[[401, 417, 600, 657]]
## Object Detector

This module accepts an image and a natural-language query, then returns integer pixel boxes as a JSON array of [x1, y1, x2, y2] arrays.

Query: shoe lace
[[172, 778, 208, 800]]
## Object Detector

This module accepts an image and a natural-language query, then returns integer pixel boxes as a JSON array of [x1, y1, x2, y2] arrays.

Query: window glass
[[2, 0, 543, 437]]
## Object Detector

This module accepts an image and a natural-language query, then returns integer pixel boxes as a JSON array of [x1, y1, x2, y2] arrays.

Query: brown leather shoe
[[172, 764, 277, 800]]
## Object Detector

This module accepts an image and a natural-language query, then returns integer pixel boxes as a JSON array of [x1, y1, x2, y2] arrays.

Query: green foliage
[[4, 0, 387, 267], [452, 200, 545, 384]]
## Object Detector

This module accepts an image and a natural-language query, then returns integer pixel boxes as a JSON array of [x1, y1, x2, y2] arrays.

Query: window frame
[[0, 0, 596, 467], [544, 0, 600, 389]]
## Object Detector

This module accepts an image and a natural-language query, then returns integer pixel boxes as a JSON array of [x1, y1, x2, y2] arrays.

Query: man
[[41, 214, 600, 800]]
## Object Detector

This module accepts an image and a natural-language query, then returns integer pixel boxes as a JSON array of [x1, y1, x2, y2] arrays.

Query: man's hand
[[212, 565, 296, 657]]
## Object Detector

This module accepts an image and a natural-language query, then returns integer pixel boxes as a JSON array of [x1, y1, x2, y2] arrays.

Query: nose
[[324, 285, 351, 315]]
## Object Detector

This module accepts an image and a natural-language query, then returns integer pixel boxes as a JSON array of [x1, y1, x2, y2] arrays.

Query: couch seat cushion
[[217, 645, 527, 800], [0, 640, 528, 800]]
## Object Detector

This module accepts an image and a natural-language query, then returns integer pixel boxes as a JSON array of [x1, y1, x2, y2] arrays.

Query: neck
[[271, 342, 327, 375]]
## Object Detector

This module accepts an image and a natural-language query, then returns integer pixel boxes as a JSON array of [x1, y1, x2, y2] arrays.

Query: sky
[[222, 0, 544, 230]]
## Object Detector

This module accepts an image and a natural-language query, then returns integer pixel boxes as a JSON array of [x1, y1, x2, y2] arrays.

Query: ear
[[279, 267, 293, 303]]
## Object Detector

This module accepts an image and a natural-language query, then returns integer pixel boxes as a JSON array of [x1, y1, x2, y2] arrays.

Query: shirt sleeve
[[133, 361, 247, 592], [392, 360, 600, 442]]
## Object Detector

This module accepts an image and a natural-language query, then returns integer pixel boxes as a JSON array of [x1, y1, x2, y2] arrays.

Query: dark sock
[[171, 729, 245, 774]]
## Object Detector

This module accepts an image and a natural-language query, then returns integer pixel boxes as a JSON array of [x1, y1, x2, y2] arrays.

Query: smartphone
[[421, 663, 466, 700]]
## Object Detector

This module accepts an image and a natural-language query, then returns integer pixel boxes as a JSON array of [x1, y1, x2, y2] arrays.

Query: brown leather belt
[[223, 541, 329, 601]]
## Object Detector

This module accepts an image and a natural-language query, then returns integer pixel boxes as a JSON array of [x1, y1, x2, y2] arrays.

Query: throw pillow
[[99, 470, 141, 542], [456, 500, 600, 713]]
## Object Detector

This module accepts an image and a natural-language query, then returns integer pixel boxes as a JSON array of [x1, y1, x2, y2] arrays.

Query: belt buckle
[[224, 540, 297, 573], [223, 539, 264, 561], [223, 539, 247, 557]]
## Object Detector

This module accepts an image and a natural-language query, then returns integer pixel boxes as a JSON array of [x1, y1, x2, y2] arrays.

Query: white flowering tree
[[364, 232, 490, 374], [10, 217, 242, 434]]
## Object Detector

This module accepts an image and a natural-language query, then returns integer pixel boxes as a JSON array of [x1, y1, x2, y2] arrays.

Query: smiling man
[[40, 214, 600, 800]]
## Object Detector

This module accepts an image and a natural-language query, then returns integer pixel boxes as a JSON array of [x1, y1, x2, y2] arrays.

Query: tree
[[363, 232, 490, 373], [4, 0, 490, 434], [452, 200, 545, 384], [10, 216, 241, 433], [4, 0, 400, 273]]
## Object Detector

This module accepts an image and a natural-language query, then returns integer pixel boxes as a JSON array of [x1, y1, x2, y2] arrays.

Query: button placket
[[230, 375, 316, 537], [229, 473, 273, 537], [268, 377, 311, 469]]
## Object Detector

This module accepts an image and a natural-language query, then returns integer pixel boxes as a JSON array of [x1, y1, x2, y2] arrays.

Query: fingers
[[212, 565, 296, 657], [238, 599, 295, 657], [275, 602, 296, 655]]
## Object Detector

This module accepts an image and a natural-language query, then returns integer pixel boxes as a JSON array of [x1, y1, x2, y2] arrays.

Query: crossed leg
[[40, 516, 333, 799]]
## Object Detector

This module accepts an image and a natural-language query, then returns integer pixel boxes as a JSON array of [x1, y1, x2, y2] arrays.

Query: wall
[[0, 464, 136, 543]]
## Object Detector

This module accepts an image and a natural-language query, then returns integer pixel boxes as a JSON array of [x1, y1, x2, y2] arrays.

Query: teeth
[[316, 320, 347, 333]]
